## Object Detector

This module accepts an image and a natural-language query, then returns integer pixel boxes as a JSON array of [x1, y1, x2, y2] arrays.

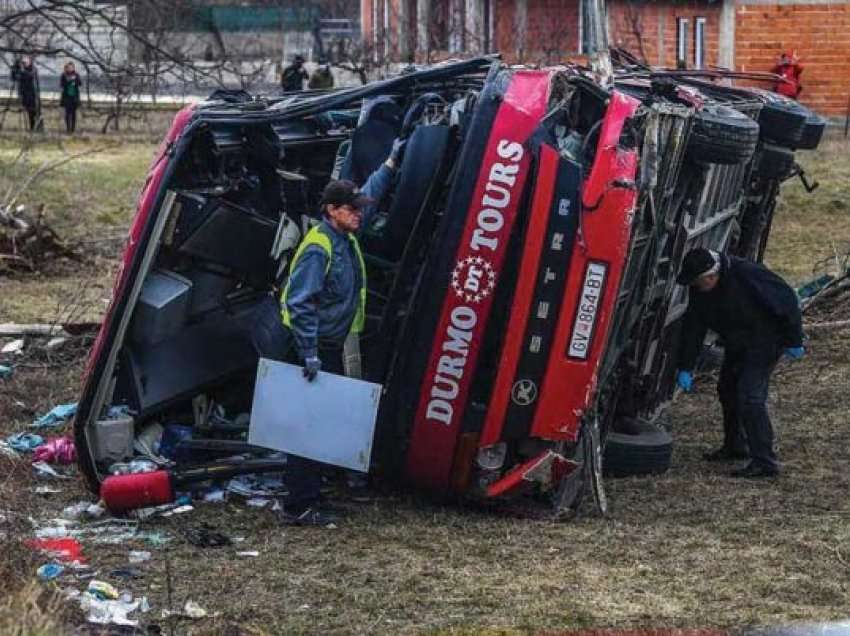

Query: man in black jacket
[[11, 57, 40, 131], [675, 248, 805, 478]]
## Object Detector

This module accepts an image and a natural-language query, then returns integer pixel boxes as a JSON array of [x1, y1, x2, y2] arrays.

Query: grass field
[[0, 134, 848, 634]]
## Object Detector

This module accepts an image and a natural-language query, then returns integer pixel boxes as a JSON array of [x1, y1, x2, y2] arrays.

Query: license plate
[[567, 261, 608, 360]]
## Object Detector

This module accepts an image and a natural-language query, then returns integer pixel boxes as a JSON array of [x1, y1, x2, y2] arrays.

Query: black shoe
[[730, 463, 780, 479], [703, 447, 749, 462], [279, 505, 339, 526]]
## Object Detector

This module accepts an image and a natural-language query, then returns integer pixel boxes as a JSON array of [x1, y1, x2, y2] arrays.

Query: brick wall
[[608, 0, 721, 68], [493, 0, 579, 63], [735, 2, 850, 116]]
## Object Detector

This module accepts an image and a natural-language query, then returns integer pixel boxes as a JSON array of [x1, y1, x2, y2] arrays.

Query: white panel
[[249, 359, 382, 472]]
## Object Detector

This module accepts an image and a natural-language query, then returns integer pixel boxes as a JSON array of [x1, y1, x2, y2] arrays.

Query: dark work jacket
[[678, 255, 804, 371]]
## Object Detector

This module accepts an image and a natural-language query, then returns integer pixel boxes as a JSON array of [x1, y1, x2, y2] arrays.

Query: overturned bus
[[75, 55, 823, 515]]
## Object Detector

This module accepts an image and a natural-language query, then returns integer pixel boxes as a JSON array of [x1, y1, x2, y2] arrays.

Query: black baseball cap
[[677, 247, 717, 285], [319, 180, 373, 210]]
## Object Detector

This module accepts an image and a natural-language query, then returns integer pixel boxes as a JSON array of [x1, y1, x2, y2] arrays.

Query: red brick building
[[361, 0, 849, 116]]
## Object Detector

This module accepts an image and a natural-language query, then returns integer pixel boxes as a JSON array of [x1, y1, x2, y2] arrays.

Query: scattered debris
[[7, 432, 44, 452], [80, 591, 147, 627], [0, 364, 12, 378], [32, 402, 77, 428], [33, 485, 62, 495], [227, 473, 286, 498], [202, 488, 226, 503], [162, 600, 210, 620], [128, 550, 151, 564], [109, 567, 142, 580], [0, 440, 18, 458], [183, 523, 230, 548], [32, 461, 71, 479], [246, 497, 272, 508], [32, 436, 76, 464], [61, 501, 105, 521], [46, 336, 67, 350], [87, 580, 120, 601], [0, 322, 73, 338], [236, 550, 259, 557], [37, 562, 65, 580], [1, 338, 24, 355], [27, 537, 85, 563], [160, 504, 194, 517], [108, 458, 161, 475]]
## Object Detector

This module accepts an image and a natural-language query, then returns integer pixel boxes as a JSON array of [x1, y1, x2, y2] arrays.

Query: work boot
[[730, 463, 780, 479], [345, 471, 373, 504], [279, 504, 339, 526], [703, 447, 749, 462]]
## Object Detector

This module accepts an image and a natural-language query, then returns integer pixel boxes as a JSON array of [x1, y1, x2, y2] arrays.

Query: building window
[[694, 17, 706, 69], [676, 18, 689, 68]]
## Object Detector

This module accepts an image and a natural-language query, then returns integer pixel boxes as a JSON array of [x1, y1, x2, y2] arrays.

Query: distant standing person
[[11, 57, 40, 131], [281, 55, 308, 92], [60, 62, 82, 134], [772, 51, 803, 99], [308, 60, 334, 89]]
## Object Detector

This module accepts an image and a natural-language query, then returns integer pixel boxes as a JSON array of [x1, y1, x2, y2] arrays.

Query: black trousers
[[64, 106, 78, 133], [717, 345, 781, 470], [250, 296, 344, 508], [25, 107, 37, 131]]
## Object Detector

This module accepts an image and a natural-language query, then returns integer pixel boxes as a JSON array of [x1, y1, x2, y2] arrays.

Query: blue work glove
[[388, 137, 407, 167], [784, 346, 805, 360], [302, 356, 321, 382], [676, 370, 694, 393]]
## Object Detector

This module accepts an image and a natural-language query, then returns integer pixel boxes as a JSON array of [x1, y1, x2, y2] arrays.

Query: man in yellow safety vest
[[262, 139, 403, 524]]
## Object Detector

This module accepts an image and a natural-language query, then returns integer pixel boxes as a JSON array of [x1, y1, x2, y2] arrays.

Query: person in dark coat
[[675, 248, 805, 478], [281, 55, 308, 92], [59, 62, 82, 134], [308, 60, 334, 89], [11, 57, 39, 131]]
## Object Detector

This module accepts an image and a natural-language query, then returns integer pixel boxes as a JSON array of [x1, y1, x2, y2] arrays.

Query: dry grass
[[0, 135, 849, 634], [764, 134, 850, 284]]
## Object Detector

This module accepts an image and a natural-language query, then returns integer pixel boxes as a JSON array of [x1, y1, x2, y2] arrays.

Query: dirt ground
[[0, 134, 849, 634]]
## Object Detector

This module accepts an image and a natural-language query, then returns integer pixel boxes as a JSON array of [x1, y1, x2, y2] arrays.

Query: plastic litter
[[202, 488, 226, 503], [246, 497, 271, 508], [62, 501, 105, 521], [236, 551, 259, 557], [37, 562, 64, 580], [1, 338, 24, 354], [32, 461, 71, 479], [128, 550, 151, 564], [0, 364, 12, 378], [34, 485, 62, 494], [27, 538, 85, 563], [7, 432, 44, 452], [0, 441, 18, 458], [80, 591, 145, 627], [33, 437, 76, 464], [162, 600, 210, 620], [32, 402, 77, 428], [160, 504, 193, 517], [110, 567, 142, 579], [109, 458, 160, 475], [227, 473, 286, 497], [87, 580, 120, 600]]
